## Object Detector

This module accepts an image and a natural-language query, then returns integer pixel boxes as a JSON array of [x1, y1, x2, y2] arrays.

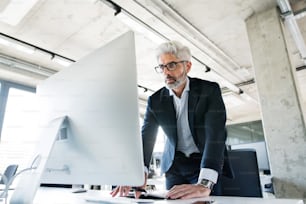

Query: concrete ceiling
[[0, 0, 305, 125]]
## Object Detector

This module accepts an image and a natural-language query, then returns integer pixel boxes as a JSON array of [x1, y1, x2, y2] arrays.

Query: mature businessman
[[112, 40, 232, 199]]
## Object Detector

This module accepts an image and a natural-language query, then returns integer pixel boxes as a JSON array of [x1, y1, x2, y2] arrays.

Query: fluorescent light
[[205, 70, 241, 93], [35, 49, 53, 60], [220, 80, 241, 94], [13, 41, 35, 54], [0, 34, 35, 54], [0, 34, 75, 65], [52, 56, 73, 67], [223, 93, 244, 107], [0, 53, 56, 77], [115, 11, 165, 44], [240, 91, 258, 103], [100, 0, 165, 44], [0, 34, 10, 45]]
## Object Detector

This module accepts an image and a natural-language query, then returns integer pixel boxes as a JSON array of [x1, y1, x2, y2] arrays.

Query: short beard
[[165, 70, 187, 90]]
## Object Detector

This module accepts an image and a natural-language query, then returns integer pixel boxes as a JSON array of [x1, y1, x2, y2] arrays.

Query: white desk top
[[5, 187, 304, 204]]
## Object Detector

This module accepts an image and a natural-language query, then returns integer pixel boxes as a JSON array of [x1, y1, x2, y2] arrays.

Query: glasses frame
[[154, 60, 187, 73]]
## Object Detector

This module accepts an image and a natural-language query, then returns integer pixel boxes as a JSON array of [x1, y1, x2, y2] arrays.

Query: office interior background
[[0, 0, 305, 201]]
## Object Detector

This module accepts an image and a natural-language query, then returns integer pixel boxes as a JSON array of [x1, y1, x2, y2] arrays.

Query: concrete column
[[246, 7, 306, 199]]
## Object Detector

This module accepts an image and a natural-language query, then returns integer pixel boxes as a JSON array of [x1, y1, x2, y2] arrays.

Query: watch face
[[200, 179, 209, 185], [201, 180, 209, 185], [200, 179, 214, 190]]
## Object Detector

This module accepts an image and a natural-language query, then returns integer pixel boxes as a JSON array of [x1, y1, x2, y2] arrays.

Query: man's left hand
[[166, 184, 211, 199]]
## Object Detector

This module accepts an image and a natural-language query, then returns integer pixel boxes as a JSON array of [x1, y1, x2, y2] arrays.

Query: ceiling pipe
[[277, 0, 306, 65]]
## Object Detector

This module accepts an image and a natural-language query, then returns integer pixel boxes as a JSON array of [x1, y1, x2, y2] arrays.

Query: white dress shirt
[[168, 78, 218, 184]]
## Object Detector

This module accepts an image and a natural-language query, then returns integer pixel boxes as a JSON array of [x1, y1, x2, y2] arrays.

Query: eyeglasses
[[154, 61, 187, 73]]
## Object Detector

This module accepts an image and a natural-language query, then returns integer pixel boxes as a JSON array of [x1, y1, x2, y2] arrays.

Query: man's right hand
[[110, 186, 132, 197], [110, 172, 148, 198]]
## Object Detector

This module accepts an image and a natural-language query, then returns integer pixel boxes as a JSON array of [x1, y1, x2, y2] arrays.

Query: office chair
[[220, 149, 263, 197], [0, 164, 18, 185]]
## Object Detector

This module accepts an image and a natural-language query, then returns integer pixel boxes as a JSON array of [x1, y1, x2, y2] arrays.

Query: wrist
[[197, 179, 215, 190]]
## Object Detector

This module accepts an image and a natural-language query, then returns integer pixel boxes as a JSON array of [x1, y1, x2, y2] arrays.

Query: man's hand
[[110, 172, 148, 198], [166, 184, 211, 199], [110, 186, 132, 197], [110, 186, 146, 198]]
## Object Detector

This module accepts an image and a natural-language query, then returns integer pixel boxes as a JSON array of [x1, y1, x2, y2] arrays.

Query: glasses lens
[[167, 62, 177, 70], [155, 65, 163, 73]]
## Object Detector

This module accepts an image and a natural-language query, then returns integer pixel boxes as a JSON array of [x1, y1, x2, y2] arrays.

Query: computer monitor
[[230, 141, 270, 174], [10, 31, 145, 204]]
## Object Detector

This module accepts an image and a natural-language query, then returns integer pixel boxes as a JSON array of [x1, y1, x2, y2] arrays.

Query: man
[[112, 41, 232, 199]]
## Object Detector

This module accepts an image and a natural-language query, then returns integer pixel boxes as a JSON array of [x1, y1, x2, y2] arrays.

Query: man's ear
[[186, 61, 192, 73]]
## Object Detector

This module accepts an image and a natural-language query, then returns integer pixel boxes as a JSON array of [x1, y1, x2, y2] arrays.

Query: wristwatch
[[197, 179, 215, 190]]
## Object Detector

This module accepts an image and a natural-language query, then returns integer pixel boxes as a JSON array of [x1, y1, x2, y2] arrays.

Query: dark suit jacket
[[141, 77, 233, 178]]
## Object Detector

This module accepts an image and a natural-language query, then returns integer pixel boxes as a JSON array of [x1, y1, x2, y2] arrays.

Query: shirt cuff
[[198, 168, 218, 184]]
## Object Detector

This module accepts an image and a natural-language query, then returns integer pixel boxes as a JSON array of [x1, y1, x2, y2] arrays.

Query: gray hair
[[155, 41, 191, 62]]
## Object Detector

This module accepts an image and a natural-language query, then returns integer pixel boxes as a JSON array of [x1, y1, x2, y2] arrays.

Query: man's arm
[[141, 96, 159, 169], [201, 82, 227, 175]]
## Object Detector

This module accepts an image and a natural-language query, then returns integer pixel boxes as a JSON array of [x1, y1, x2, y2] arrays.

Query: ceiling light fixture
[[115, 7, 211, 72], [0, 34, 10, 46], [100, 0, 166, 44], [100, 0, 253, 99], [139, 0, 249, 81], [13, 42, 35, 54], [239, 90, 258, 103], [0, 53, 56, 77], [51, 55, 73, 67], [115, 11, 165, 44], [222, 92, 244, 107], [154, 1, 239, 64], [0, 33, 75, 67], [0, 34, 35, 54]]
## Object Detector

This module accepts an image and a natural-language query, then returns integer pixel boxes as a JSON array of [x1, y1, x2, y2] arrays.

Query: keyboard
[[85, 190, 167, 203], [85, 196, 156, 203]]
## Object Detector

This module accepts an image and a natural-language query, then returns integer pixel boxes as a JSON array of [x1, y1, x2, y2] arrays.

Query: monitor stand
[[10, 116, 68, 204]]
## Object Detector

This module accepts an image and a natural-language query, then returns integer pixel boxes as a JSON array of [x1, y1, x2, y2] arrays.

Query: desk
[[5, 187, 304, 204]]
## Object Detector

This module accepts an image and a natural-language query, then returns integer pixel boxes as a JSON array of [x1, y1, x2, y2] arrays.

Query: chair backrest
[[220, 149, 263, 197], [0, 164, 18, 184]]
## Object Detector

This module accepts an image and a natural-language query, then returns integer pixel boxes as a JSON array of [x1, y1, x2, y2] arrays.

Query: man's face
[[159, 53, 191, 90]]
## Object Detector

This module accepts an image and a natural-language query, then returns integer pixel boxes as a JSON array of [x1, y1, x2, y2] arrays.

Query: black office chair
[[0, 164, 18, 185], [220, 149, 263, 197]]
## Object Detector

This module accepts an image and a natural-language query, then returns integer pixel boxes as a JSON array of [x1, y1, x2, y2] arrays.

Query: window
[[226, 120, 265, 145], [0, 84, 38, 172]]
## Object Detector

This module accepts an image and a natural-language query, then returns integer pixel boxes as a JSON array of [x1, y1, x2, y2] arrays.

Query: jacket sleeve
[[141, 96, 159, 169], [201, 83, 227, 174]]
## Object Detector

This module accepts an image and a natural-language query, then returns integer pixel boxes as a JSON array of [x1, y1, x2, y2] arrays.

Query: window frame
[[0, 80, 36, 140]]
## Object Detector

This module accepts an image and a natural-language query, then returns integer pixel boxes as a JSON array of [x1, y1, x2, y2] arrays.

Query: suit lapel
[[160, 89, 177, 145]]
